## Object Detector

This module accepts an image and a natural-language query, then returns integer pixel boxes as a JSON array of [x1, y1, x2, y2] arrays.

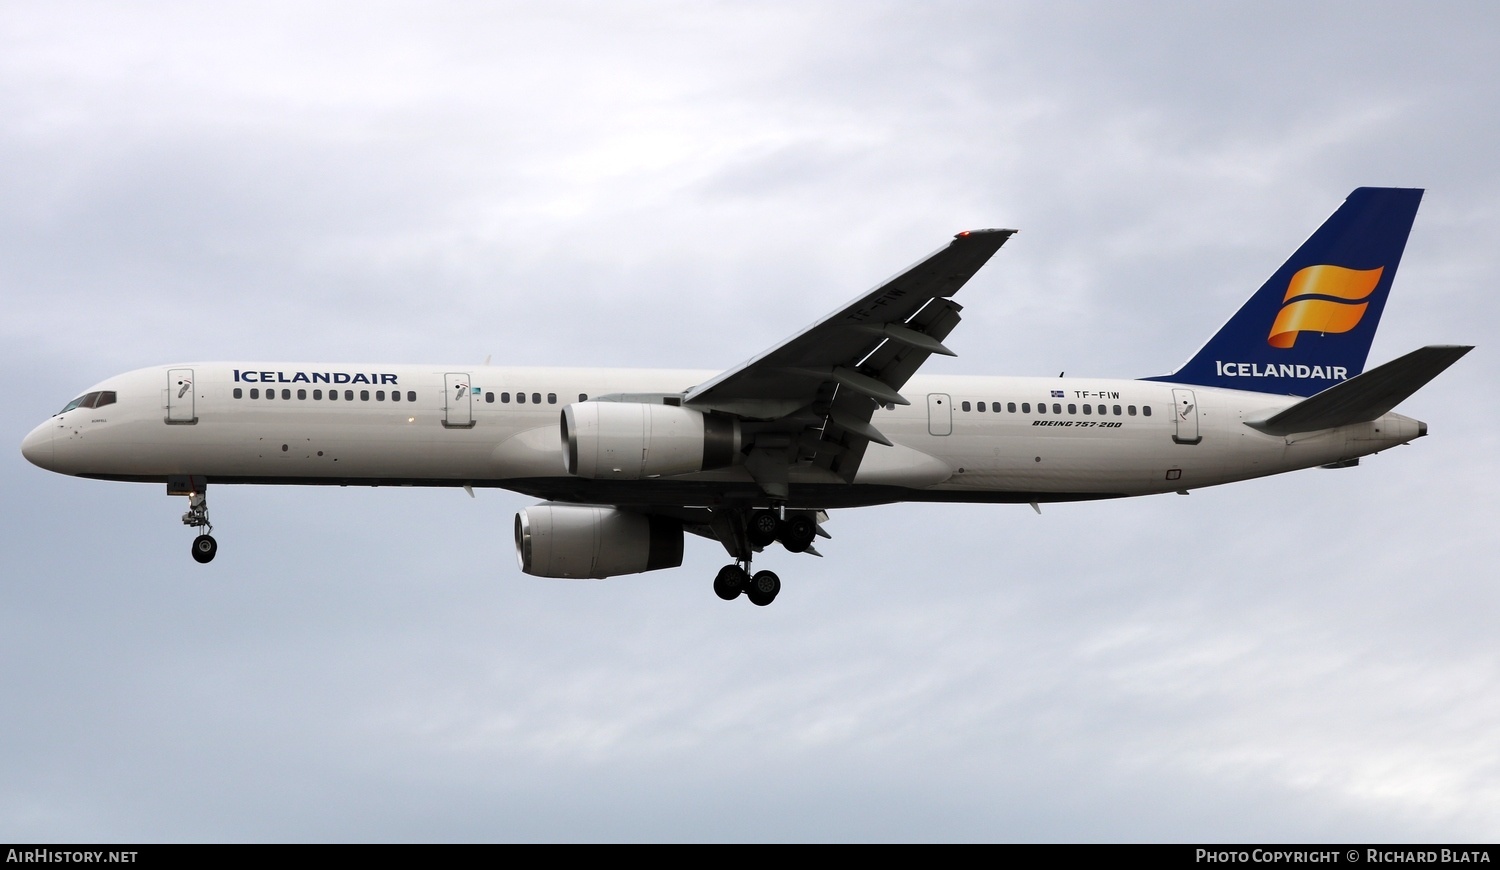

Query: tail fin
[[1145, 187, 1424, 396]]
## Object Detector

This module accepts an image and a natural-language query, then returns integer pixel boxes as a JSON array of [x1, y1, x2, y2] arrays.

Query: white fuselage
[[21, 362, 1425, 507]]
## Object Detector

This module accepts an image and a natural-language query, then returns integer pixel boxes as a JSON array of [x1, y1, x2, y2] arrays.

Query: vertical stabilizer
[[1144, 187, 1423, 396]]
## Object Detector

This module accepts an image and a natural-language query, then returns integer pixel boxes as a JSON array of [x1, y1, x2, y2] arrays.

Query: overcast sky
[[3, 1, 1498, 843]]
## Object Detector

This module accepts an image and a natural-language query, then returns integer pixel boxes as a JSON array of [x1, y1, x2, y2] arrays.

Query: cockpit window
[[56, 390, 118, 415]]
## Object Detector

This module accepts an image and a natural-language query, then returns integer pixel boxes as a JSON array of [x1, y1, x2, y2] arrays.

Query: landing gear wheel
[[713, 565, 747, 600], [191, 534, 218, 564], [747, 510, 781, 547], [778, 514, 817, 553], [746, 570, 780, 606]]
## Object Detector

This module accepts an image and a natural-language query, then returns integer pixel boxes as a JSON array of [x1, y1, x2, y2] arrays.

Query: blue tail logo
[[1145, 187, 1423, 396]]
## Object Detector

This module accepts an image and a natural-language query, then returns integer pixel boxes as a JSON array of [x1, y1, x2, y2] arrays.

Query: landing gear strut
[[180, 490, 218, 563]]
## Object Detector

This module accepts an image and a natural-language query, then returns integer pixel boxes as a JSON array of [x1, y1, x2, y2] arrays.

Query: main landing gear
[[180, 489, 217, 564], [713, 563, 781, 607], [710, 507, 820, 606]]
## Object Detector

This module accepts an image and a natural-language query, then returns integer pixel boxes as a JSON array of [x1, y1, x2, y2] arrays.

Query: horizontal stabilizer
[[1246, 345, 1472, 436]]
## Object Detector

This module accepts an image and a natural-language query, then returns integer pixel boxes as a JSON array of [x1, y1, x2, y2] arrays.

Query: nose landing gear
[[172, 479, 218, 564]]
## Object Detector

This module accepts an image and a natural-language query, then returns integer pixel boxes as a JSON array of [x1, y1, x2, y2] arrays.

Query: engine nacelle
[[561, 402, 741, 479], [515, 504, 684, 579]]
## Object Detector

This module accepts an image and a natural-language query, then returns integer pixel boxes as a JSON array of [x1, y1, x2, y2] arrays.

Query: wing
[[684, 228, 1016, 495]]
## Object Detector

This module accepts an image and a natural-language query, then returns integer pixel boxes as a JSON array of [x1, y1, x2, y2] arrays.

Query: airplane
[[20, 187, 1471, 606]]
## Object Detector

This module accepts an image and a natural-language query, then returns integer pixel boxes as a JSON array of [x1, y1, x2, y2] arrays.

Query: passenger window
[[1053, 403, 1062, 414], [234, 388, 243, 399], [533, 393, 541, 404], [961, 401, 971, 412], [298, 389, 307, 400], [266, 389, 275, 400], [391, 390, 401, 402], [1143, 405, 1152, 416], [1037, 403, 1046, 414], [279, 389, 289, 400], [1113, 405, 1121, 415], [579, 393, 588, 402], [1066, 404, 1075, 414], [978, 402, 987, 412], [314, 390, 323, 400], [485, 392, 494, 403], [1082, 404, 1091, 415], [1127, 405, 1136, 415], [547, 393, 557, 404], [407, 391, 416, 402], [345, 390, 354, 401], [517, 392, 526, 404], [328, 390, 338, 401], [1007, 402, 1016, 413], [1021, 403, 1030, 413], [380, 390, 389, 401], [360, 390, 370, 401], [501, 392, 511, 403]]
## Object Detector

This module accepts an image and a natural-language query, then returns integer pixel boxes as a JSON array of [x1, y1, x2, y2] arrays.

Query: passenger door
[[444, 372, 475, 429], [1171, 388, 1201, 445], [166, 368, 197, 424]]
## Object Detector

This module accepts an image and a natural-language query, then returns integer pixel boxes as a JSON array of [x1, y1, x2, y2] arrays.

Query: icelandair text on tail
[[1214, 361, 1349, 381]]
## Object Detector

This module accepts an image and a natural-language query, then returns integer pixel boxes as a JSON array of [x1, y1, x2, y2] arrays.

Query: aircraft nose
[[21, 421, 53, 469]]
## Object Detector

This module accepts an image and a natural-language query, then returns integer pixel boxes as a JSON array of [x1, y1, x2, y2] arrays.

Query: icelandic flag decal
[[1050, 390, 1064, 397]]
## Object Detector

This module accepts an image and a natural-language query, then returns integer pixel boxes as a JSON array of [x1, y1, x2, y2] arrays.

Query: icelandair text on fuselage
[[1215, 361, 1349, 380], [6, 851, 137, 863], [233, 369, 398, 385], [1196, 851, 1491, 864]]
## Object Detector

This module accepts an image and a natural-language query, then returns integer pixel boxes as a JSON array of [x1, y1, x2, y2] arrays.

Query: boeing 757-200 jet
[[21, 188, 1471, 606]]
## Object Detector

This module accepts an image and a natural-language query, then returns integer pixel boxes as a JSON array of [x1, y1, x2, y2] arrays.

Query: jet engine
[[561, 402, 741, 479], [515, 504, 684, 579]]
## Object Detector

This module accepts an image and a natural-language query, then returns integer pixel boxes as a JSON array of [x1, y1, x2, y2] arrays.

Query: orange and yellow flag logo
[[1266, 265, 1383, 348]]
